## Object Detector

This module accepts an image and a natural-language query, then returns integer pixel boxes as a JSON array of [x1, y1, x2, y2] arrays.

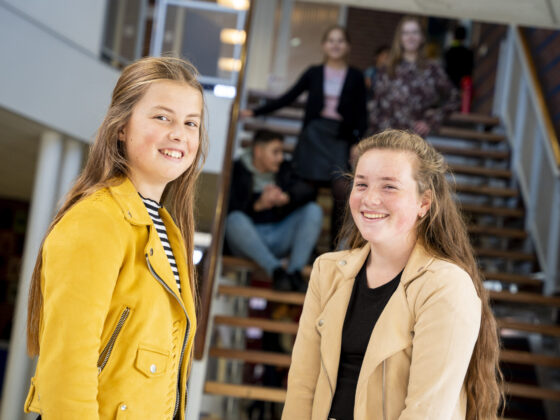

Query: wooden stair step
[[475, 248, 536, 262], [500, 349, 560, 368], [489, 291, 560, 307], [437, 126, 506, 142], [454, 183, 518, 197], [243, 120, 299, 137], [222, 255, 260, 272], [447, 112, 500, 126], [497, 319, 560, 337], [449, 164, 512, 179], [204, 381, 286, 403], [467, 225, 527, 239], [434, 144, 509, 160], [482, 271, 542, 287], [218, 285, 305, 305], [505, 382, 560, 402], [214, 315, 299, 334], [460, 203, 524, 218], [209, 347, 291, 367]]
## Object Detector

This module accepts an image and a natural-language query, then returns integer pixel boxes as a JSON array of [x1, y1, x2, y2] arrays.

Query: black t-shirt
[[328, 262, 402, 420]]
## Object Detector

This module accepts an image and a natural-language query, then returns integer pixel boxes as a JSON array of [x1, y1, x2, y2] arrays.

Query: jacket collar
[[108, 177, 153, 226]]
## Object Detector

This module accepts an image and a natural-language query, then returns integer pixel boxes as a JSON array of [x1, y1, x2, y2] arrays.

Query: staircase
[[197, 91, 560, 420]]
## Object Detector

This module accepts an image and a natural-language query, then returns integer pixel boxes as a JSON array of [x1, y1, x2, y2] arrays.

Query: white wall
[[3, 0, 107, 56], [0, 2, 120, 142], [203, 93, 234, 174]]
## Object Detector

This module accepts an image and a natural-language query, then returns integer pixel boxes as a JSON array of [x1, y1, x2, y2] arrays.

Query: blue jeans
[[225, 203, 323, 276]]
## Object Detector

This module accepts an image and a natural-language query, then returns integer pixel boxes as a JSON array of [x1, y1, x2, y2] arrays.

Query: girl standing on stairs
[[241, 25, 367, 248], [369, 16, 460, 137], [283, 130, 502, 420], [25, 56, 207, 420]]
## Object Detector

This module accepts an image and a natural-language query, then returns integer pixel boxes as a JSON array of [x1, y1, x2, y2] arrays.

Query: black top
[[328, 262, 402, 420], [227, 160, 316, 224], [253, 65, 367, 144]]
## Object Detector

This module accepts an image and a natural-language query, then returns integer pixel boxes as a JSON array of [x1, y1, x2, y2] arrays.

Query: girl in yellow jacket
[[24, 56, 207, 420], [283, 130, 502, 420]]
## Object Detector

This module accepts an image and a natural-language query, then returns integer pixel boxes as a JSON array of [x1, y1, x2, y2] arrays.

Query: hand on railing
[[239, 109, 254, 119]]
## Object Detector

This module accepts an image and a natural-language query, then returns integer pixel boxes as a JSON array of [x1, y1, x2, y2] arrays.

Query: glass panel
[[102, 0, 144, 68], [161, 5, 240, 83]]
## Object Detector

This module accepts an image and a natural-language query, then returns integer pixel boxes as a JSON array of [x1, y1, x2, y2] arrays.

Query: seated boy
[[225, 130, 323, 291]]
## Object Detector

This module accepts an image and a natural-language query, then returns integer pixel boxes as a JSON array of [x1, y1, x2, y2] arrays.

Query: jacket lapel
[[318, 246, 370, 392]]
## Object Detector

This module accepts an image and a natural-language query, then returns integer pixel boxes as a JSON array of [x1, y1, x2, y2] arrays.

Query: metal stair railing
[[494, 25, 560, 295]]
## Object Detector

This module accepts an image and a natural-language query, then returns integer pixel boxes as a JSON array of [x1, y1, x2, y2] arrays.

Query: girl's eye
[[354, 183, 367, 189], [384, 185, 397, 190], [155, 115, 169, 121], [186, 121, 199, 128]]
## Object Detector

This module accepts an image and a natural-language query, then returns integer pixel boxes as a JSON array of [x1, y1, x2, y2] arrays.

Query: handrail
[[194, 3, 254, 360], [516, 27, 560, 166]]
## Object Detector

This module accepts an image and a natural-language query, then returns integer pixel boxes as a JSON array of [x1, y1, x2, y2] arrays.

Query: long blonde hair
[[387, 16, 427, 78], [27, 56, 208, 355], [339, 130, 502, 419]]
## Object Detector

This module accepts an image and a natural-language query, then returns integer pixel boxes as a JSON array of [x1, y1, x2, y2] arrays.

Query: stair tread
[[243, 120, 300, 136], [218, 285, 305, 305], [482, 271, 542, 287], [214, 315, 299, 334], [460, 203, 524, 218], [204, 381, 286, 403], [497, 319, 560, 337], [467, 225, 527, 239], [454, 183, 518, 197], [500, 349, 560, 367], [449, 163, 512, 179], [222, 255, 260, 271], [209, 347, 291, 367], [434, 144, 509, 159], [489, 290, 560, 306], [505, 382, 560, 401], [437, 126, 506, 142], [475, 248, 536, 262], [446, 112, 500, 126]]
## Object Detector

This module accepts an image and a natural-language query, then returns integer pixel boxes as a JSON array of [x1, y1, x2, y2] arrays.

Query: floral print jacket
[[369, 60, 460, 135]]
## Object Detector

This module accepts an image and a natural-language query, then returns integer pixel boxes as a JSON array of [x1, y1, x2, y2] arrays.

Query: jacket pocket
[[98, 306, 131, 374], [134, 344, 170, 378]]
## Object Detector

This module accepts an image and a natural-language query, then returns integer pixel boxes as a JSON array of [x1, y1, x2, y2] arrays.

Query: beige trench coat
[[282, 243, 481, 420]]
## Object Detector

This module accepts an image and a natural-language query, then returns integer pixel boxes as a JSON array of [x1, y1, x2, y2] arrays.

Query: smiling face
[[119, 79, 202, 200], [400, 20, 423, 55], [322, 28, 349, 62], [349, 149, 431, 250]]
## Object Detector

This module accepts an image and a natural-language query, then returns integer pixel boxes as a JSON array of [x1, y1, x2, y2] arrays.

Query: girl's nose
[[364, 188, 381, 205]]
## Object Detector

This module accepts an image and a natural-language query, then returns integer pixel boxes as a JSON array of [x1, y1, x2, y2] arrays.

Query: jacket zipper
[[382, 360, 387, 420], [146, 254, 190, 419], [97, 307, 131, 374]]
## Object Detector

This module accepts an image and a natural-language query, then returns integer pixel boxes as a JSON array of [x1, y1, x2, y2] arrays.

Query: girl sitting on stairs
[[283, 130, 502, 420]]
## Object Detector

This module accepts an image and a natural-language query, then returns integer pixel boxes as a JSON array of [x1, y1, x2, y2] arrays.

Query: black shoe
[[290, 271, 308, 293], [272, 267, 292, 292]]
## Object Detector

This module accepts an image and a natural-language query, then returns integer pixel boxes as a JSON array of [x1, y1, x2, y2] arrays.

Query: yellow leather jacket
[[25, 178, 197, 419], [283, 244, 481, 420]]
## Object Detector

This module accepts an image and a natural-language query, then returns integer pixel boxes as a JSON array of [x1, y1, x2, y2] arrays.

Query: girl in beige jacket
[[283, 130, 501, 420]]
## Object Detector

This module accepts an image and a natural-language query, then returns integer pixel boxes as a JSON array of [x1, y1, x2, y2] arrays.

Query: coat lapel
[[318, 246, 370, 392]]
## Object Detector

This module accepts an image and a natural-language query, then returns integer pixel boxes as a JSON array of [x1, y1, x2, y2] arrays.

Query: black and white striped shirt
[[141, 195, 181, 294]]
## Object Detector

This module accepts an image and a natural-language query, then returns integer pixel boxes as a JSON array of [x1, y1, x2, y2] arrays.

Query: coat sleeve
[[399, 266, 481, 420], [422, 63, 460, 131], [282, 258, 323, 419], [253, 67, 312, 116], [35, 203, 126, 420]]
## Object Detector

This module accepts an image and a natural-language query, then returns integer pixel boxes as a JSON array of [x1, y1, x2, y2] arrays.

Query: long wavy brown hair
[[27, 56, 208, 355], [339, 130, 503, 419], [387, 16, 428, 78]]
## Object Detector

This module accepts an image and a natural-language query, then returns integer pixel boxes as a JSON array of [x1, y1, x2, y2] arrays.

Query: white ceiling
[[306, 0, 560, 29]]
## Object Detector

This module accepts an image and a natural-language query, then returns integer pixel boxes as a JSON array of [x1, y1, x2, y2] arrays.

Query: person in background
[[25, 57, 207, 419], [370, 16, 460, 137], [364, 44, 390, 100], [225, 130, 322, 292], [241, 25, 367, 248], [282, 130, 502, 420], [444, 25, 474, 89]]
